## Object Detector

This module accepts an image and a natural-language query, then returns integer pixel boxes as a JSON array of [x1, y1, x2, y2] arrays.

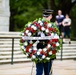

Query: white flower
[[56, 42, 59, 46], [46, 29, 49, 33], [33, 47, 37, 51], [38, 49, 42, 52], [24, 42, 28, 46], [33, 43, 37, 47], [46, 57, 50, 60], [21, 46, 25, 50], [41, 32, 45, 37], [26, 30, 29, 34], [31, 25, 34, 29], [38, 20, 42, 23], [49, 51, 52, 55], [47, 44, 51, 48], [28, 32, 32, 36], [32, 55, 36, 59], [29, 48, 32, 52], [40, 22, 43, 26], [26, 53, 29, 57], [36, 40, 39, 43], [37, 51, 40, 55], [54, 34, 59, 39], [22, 37, 25, 40], [51, 33, 54, 36], [29, 41, 33, 44], [22, 33, 24, 36], [41, 27, 45, 31], [33, 26, 37, 30], [42, 55, 45, 59], [28, 23, 31, 27], [47, 23, 52, 27], [43, 48, 47, 52], [38, 20, 43, 25]]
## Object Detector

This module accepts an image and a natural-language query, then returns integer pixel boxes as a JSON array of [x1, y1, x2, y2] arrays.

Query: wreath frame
[[20, 18, 62, 63]]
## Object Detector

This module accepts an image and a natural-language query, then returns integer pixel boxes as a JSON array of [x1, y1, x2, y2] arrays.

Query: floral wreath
[[20, 18, 62, 63]]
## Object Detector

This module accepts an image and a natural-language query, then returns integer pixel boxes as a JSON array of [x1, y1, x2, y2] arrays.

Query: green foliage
[[70, 4, 76, 38], [10, 0, 76, 39], [10, 0, 48, 31]]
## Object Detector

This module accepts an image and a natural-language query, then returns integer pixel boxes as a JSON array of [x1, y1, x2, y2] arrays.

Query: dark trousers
[[36, 60, 52, 75], [64, 26, 71, 38]]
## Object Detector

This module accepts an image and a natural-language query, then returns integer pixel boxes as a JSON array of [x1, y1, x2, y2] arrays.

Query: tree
[[10, 0, 48, 31], [10, 0, 76, 38], [49, 0, 76, 14]]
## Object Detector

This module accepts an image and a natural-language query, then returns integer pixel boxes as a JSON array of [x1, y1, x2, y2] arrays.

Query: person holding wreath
[[36, 9, 55, 75], [20, 9, 61, 75]]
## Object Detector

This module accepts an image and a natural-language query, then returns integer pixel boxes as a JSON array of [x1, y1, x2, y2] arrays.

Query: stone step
[[0, 48, 20, 50], [1, 48, 76, 51], [62, 47, 76, 49], [56, 55, 76, 59], [58, 50, 76, 53], [0, 51, 22, 55], [0, 55, 26, 59], [56, 52, 76, 56], [0, 58, 31, 63], [0, 32, 76, 64], [0, 45, 20, 47], [0, 45, 75, 49], [63, 44, 76, 46], [0, 32, 20, 35]]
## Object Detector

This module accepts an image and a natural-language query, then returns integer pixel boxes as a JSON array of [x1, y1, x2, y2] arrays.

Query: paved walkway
[[0, 60, 76, 75]]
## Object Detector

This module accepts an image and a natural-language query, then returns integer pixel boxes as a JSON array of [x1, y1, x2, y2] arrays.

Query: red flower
[[20, 39, 25, 43], [40, 51, 43, 54], [32, 21, 36, 24], [29, 44, 33, 47], [52, 39, 58, 42], [48, 40, 52, 44], [55, 39, 58, 42], [44, 25, 48, 29], [29, 53, 33, 57], [26, 28, 29, 30], [26, 44, 33, 52], [31, 29, 36, 33], [53, 28, 56, 32], [36, 23, 40, 27], [32, 50, 36, 54], [48, 28, 53, 31], [26, 48, 29, 52], [47, 48, 50, 52], [39, 26, 42, 30], [24, 32, 26, 36], [44, 53, 47, 56], [28, 27, 32, 30], [52, 39, 55, 42], [47, 33, 51, 36], [44, 21, 47, 25], [52, 50, 56, 54], [52, 44, 56, 48]]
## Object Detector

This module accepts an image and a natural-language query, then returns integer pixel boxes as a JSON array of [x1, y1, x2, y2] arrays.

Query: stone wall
[[0, 0, 10, 32]]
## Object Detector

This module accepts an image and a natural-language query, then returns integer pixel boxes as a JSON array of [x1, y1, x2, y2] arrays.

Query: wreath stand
[[31, 62, 53, 75], [24, 36, 54, 75]]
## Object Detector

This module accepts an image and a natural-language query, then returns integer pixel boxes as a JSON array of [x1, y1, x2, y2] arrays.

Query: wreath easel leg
[[50, 65, 53, 75]]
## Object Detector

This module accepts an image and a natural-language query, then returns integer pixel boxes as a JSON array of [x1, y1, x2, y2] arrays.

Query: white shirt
[[62, 18, 71, 26]]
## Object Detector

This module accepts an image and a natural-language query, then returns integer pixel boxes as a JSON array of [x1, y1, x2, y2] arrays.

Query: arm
[[67, 19, 71, 26]]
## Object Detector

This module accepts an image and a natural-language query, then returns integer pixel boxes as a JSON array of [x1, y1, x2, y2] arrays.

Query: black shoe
[[69, 42, 71, 44], [62, 42, 65, 44]]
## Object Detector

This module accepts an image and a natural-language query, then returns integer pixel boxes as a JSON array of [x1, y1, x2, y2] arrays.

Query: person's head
[[42, 9, 53, 21], [58, 10, 62, 15], [65, 14, 69, 18]]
